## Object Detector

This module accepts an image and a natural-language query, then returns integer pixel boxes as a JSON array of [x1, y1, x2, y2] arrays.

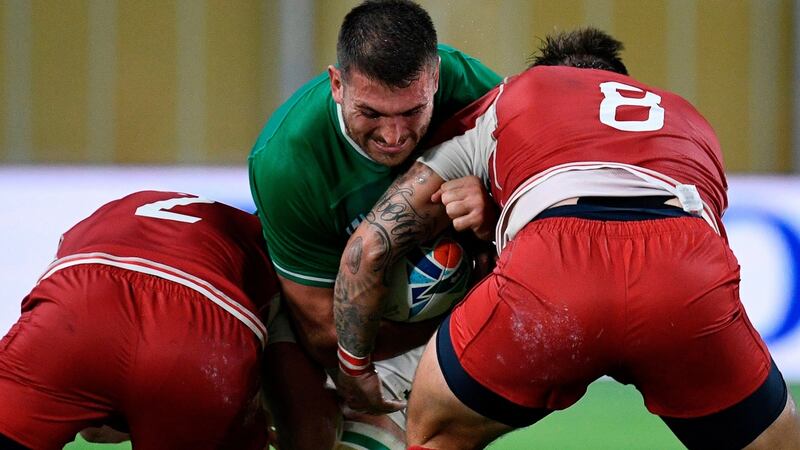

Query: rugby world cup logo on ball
[[383, 234, 471, 322]]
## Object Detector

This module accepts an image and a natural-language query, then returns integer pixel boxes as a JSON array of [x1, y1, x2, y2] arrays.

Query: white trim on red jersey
[[495, 162, 721, 252], [418, 71, 722, 253], [39, 252, 268, 347]]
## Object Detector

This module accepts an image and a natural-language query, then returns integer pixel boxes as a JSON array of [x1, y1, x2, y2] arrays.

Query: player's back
[[53, 190, 277, 322], [491, 66, 728, 219]]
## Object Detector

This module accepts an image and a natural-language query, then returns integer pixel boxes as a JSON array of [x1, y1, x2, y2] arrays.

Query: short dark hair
[[337, 0, 438, 88], [529, 27, 628, 75]]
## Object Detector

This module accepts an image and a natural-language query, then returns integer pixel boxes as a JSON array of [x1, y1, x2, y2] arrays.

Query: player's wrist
[[337, 343, 374, 377]]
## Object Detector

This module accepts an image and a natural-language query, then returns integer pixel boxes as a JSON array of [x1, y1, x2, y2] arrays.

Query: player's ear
[[329, 65, 344, 104], [432, 56, 441, 94]]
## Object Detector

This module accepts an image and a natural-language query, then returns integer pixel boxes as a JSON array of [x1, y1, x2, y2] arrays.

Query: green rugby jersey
[[249, 44, 501, 287]]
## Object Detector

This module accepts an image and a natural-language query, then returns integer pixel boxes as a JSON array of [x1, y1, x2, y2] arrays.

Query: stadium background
[[0, 0, 797, 448]]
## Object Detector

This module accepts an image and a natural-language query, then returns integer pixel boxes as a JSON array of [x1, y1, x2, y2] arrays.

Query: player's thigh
[[744, 390, 800, 450], [121, 279, 266, 449], [626, 219, 771, 417], [622, 219, 786, 449], [658, 359, 796, 450], [263, 341, 340, 450], [447, 224, 611, 415], [0, 267, 134, 448], [406, 331, 512, 450]]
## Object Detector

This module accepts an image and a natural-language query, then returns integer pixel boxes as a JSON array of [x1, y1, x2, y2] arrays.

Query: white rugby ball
[[382, 234, 471, 322]]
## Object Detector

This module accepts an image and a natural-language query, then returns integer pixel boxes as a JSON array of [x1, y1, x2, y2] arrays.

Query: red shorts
[[446, 216, 771, 419], [0, 265, 267, 450]]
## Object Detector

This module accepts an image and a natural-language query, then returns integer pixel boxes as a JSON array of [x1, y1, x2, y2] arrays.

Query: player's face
[[329, 63, 439, 167]]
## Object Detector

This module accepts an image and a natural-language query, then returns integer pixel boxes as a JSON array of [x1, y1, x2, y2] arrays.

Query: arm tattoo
[[334, 163, 443, 356], [346, 237, 362, 274], [334, 271, 381, 355], [363, 164, 439, 280]]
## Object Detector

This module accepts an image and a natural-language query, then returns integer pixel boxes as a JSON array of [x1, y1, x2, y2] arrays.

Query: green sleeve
[[249, 142, 341, 288]]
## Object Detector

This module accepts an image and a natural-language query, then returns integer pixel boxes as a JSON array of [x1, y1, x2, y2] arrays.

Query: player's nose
[[378, 118, 407, 146]]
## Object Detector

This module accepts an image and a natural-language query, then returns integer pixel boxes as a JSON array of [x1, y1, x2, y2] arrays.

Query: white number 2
[[135, 195, 214, 223], [599, 81, 664, 132]]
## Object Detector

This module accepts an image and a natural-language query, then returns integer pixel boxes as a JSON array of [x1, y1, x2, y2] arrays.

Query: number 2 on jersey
[[599, 81, 664, 132], [135, 196, 215, 223]]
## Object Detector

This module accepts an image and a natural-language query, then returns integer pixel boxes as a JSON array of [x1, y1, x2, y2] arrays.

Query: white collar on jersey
[[336, 103, 376, 163]]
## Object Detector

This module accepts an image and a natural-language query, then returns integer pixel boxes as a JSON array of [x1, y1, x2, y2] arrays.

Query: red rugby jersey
[[423, 66, 728, 231], [44, 190, 277, 345]]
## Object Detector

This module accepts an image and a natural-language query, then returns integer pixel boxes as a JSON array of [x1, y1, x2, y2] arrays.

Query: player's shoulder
[[269, 71, 332, 125], [518, 65, 646, 94], [437, 43, 474, 61], [103, 190, 197, 212], [249, 72, 334, 160], [436, 43, 487, 71], [108, 190, 249, 219]]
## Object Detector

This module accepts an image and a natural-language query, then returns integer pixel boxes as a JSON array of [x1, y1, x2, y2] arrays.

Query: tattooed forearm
[[345, 237, 363, 275], [372, 185, 427, 231], [333, 162, 446, 358], [373, 164, 437, 226], [397, 162, 437, 187], [362, 165, 441, 274], [364, 221, 394, 284], [334, 271, 382, 356]]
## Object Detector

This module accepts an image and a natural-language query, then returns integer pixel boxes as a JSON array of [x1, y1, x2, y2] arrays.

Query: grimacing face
[[329, 63, 439, 167]]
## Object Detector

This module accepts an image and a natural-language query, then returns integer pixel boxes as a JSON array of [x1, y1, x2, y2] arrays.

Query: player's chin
[[370, 146, 415, 167]]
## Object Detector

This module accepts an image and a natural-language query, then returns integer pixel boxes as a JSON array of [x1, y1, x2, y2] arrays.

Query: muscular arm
[[334, 162, 450, 360], [278, 278, 337, 367], [280, 271, 444, 368]]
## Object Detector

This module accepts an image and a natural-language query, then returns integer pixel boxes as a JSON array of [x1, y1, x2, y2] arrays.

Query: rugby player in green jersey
[[248, 1, 501, 449]]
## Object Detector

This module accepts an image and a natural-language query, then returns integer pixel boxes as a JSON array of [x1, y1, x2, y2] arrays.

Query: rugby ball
[[382, 234, 471, 322]]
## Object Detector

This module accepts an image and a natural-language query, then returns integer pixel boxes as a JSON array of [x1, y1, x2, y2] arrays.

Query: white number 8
[[599, 81, 664, 132]]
